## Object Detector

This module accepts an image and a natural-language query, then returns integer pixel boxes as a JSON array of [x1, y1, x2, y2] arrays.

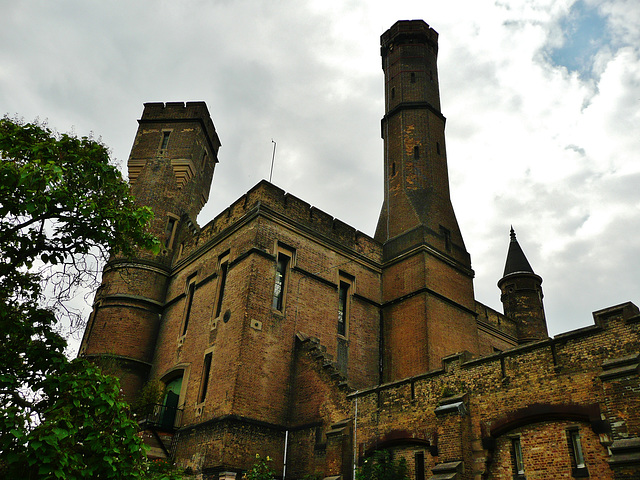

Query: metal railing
[[134, 403, 184, 431]]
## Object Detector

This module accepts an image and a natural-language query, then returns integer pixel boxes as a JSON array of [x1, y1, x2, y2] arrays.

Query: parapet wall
[[140, 101, 221, 155], [349, 301, 640, 476], [178, 180, 382, 264]]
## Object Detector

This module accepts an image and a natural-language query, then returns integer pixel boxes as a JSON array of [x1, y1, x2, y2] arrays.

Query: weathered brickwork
[[351, 304, 640, 480], [79, 19, 639, 480]]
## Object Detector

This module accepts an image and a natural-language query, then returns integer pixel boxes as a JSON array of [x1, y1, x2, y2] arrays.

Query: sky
[[2, 0, 639, 342]]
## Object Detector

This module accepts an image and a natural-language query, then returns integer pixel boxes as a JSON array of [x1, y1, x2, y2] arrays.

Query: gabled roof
[[503, 227, 535, 276]]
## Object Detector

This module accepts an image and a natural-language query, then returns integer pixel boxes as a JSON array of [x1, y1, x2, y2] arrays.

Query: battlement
[[139, 101, 221, 156], [380, 19, 439, 55], [351, 301, 640, 400], [180, 180, 382, 264]]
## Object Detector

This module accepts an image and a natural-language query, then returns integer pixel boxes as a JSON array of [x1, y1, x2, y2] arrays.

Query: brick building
[[80, 20, 640, 480]]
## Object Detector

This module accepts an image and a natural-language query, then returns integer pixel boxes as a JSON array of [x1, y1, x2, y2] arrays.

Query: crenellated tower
[[377, 21, 479, 382], [498, 227, 548, 343], [79, 102, 221, 400]]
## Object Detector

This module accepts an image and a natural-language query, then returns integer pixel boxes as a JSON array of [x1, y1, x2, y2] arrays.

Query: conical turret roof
[[503, 227, 535, 276]]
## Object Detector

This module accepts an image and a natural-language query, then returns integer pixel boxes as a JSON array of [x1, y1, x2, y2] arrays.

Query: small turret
[[498, 227, 548, 343]]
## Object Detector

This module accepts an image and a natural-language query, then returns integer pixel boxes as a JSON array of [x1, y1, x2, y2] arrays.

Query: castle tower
[[79, 102, 221, 400], [498, 227, 548, 343], [377, 21, 479, 382]]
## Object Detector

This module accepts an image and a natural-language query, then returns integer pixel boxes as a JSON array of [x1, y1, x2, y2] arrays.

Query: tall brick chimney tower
[[377, 21, 479, 382], [79, 102, 221, 400], [498, 227, 548, 343]]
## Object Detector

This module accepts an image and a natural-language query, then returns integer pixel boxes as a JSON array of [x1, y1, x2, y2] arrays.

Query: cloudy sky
[[2, 0, 639, 340]]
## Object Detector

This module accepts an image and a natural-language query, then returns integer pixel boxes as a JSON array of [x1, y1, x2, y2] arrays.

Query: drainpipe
[[283, 429, 289, 480], [353, 394, 358, 480]]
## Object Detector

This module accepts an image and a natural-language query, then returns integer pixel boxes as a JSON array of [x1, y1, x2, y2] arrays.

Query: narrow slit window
[[391, 162, 396, 176], [440, 226, 451, 252], [338, 280, 350, 337], [272, 250, 291, 311], [199, 352, 212, 403], [436, 142, 441, 155], [215, 254, 229, 318], [568, 428, 587, 475], [182, 279, 196, 336], [165, 217, 178, 248], [161, 131, 171, 150], [410, 72, 416, 83], [512, 437, 525, 476], [391, 87, 395, 99], [415, 452, 425, 480], [414, 146, 420, 159]]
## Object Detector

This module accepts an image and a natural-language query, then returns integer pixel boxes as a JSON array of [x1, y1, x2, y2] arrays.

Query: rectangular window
[[440, 225, 451, 252], [215, 254, 229, 318], [567, 428, 588, 477], [182, 276, 196, 336], [512, 437, 525, 477], [165, 216, 179, 249], [198, 352, 212, 403], [272, 251, 291, 311], [160, 131, 171, 150], [338, 280, 350, 337], [415, 452, 425, 480]]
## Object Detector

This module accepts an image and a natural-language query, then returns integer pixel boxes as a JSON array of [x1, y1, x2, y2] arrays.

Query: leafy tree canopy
[[0, 116, 161, 479]]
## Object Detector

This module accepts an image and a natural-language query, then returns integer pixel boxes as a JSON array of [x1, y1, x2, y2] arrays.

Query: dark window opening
[[338, 281, 349, 336], [391, 87, 395, 99], [415, 452, 425, 480], [436, 142, 441, 155], [215, 257, 229, 318], [440, 226, 451, 252], [410, 72, 416, 83], [272, 252, 290, 311], [199, 352, 212, 403], [165, 217, 178, 248], [414, 146, 420, 159], [182, 280, 196, 336], [391, 162, 396, 176], [429, 70, 434, 82], [161, 131, 171, 150]]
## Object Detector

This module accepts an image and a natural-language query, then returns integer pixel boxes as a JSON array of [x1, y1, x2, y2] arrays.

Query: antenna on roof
[[269, 139, 277, 183]]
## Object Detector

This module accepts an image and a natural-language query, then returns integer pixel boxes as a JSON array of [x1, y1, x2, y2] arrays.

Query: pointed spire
[[503, 227, 535, 276]]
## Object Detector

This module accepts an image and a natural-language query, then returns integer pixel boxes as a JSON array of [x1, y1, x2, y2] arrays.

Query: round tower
[[79, 102, 221, 400], [498, 227, 548, 343]]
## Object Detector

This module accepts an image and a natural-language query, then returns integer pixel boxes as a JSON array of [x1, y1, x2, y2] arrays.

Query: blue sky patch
[[548, 0, 610, 77]]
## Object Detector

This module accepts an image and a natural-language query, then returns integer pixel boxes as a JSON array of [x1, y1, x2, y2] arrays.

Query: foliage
[[132, 378, 167, 416], [244, 454, 275, 480], [0, 116, 160, 478], [147, 457, 187, 480], [355, 450, 409, 480]]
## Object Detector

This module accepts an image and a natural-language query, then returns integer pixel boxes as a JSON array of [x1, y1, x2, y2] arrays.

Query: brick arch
[[362, 430, 436, 458], [482, 403, 609, 450]]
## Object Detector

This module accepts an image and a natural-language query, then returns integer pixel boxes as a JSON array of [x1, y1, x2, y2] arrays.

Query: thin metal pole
[[269, 139, 277, 183]]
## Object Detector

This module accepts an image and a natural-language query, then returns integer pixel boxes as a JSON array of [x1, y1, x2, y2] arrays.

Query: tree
[[356, 450, 409, 480], [0, 116, 160, 478]]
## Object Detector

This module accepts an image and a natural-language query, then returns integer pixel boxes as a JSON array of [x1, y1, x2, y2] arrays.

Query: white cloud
[[1, 0, 638, 343]]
